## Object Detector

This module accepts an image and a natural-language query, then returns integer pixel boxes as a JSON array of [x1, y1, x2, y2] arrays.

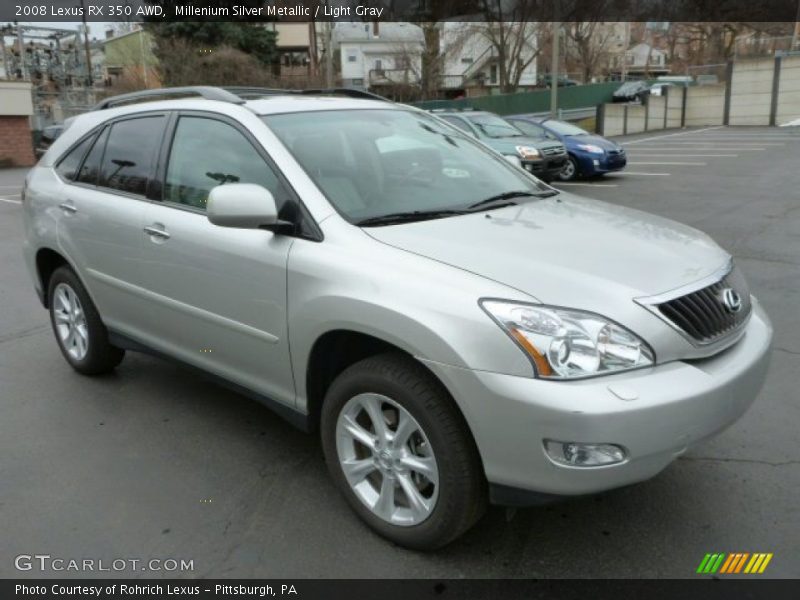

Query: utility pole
[[79, 0, 93, 86], [324, 20, 334, 88], [17, 24, 28, 80], [550, 22, 560, 118], [621, 21, 631, 81]]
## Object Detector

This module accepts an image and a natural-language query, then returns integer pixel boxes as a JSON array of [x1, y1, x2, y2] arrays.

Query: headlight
[[577, 144, 604, 154], [515, 145, 540, 159], [481, 300, 654, 379]]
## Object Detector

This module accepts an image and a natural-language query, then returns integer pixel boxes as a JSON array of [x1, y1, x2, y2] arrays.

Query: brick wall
[[0, 116, 35, 167]]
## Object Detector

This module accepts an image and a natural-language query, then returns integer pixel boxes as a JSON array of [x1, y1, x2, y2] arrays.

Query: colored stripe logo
[[696, 552, 773, 574]]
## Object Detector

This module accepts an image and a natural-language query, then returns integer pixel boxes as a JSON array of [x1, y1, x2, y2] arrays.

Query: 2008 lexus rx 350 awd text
[[21, 87, 772, 550]]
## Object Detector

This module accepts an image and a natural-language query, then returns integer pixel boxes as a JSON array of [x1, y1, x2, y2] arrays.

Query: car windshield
[[542, 120, 589, 136], [263, 109, 551, 224], [465, 114, 525, 138]]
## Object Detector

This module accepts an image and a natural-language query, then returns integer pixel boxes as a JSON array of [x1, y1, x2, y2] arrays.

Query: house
[[103, 28, 159, 89], [262, 22, 319, 81], [335, 22, 424, 96], [610, 42, 670, 79], [438, 21, 538, 96]]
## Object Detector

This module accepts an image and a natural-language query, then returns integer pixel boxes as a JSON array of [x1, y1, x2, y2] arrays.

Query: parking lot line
[[612, 172, 671, 176], [628, 161, 706, 166], [622, 125, 724, 145], [624, 147, 765, 151], [554, 182, 619, 188], [626, 154, 738, 157], [654, 142, 784, 146], [0, 197, 22, 205]]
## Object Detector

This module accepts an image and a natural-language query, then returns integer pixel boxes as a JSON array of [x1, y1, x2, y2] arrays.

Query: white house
[[334, 22, 424, 92], [611, 42, 670, 78], [439, 21, 538, 93]]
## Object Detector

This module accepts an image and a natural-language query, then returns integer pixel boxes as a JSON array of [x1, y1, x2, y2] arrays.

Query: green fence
[[413, 82, 622, 115]]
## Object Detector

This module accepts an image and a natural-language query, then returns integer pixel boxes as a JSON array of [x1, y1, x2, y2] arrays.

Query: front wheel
[[558, 156, 579, 181], [320, 354, 486, 550]]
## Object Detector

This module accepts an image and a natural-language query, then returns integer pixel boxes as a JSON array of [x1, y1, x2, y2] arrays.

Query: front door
[[138, 114, 296, 406]]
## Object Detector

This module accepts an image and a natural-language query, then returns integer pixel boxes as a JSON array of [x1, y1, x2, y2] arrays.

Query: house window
[[489, 65, 498, 84], [347, 53, 357, 63], [461, 57, 473, 64], [375, 59, 382, 70]]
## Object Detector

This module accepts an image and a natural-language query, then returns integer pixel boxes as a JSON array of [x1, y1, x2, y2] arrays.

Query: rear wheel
[[558, 156, 579, 181], [48, 266, 124, 375], [320, 353, 486, 550]]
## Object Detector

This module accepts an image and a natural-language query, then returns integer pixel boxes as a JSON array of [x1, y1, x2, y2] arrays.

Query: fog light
[[544, 440, 626, 467]]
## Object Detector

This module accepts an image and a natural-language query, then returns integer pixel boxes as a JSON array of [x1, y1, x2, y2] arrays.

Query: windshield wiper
[[356, 209, 466, 227], [467, 190, 556, 211]]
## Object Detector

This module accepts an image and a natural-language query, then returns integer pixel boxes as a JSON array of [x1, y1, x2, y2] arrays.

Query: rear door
[[138, 113, 296, 405], [55, 113, 167, 338]]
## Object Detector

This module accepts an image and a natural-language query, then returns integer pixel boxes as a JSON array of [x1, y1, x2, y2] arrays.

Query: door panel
[[138, 115, 296, 406]]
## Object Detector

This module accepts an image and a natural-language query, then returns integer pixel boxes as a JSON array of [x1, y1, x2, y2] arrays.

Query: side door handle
[[143, 225, 171, 240], [58, 201, 77, 214]]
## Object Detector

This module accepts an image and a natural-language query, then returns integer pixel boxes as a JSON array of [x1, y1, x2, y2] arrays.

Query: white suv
[[22, 87, 772, 549]]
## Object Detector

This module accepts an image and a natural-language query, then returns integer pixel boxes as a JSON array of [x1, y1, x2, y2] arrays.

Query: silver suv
[[22, 87, 772, 549]]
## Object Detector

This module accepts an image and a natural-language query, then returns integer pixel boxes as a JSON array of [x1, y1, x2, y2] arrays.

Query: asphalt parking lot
[[1, 125, 798, 579]]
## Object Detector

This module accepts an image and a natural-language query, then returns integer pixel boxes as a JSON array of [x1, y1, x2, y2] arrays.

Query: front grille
[[542, 146, 565, 156], [654, 266, 751, 344]]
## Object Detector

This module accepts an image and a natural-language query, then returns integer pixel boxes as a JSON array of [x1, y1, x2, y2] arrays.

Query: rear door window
[[56, 133, 97, 182], [76, 127, 109, 185], [98, 116, 166, 196]]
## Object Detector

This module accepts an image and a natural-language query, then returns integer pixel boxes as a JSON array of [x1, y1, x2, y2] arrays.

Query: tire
[[47, 265, 125, 375], [558, 156, 579, 181], [320, 353, 486, 550]]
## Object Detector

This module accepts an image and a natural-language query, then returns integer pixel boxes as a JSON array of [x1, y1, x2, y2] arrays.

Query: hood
[[364, 194, 729, 310], [564, 134, 620, 151], [485, 136, 563, 154]]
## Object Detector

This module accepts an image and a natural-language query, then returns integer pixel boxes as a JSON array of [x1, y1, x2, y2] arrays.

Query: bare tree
[[563, 21, 615, 83], [477, 1, 542, 92]]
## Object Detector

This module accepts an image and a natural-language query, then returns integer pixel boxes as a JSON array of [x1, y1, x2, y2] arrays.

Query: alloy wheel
[[53, 282, 89, 361], [335, 393, 439, 526]]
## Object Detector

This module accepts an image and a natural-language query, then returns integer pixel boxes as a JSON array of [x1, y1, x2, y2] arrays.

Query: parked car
[[34, 124, 64, 159], [432, 109, 568, 181], [539, 74, 579, 87], [649, 82, 675, 96], [504, 117, 627, 181], [613, 80, 650, 103], [23, 86, 772, 550]]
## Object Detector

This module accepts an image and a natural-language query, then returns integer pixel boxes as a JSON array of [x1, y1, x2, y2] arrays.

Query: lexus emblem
[[720, 288, 742, 313]]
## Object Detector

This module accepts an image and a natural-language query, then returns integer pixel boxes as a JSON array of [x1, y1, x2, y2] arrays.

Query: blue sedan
[[505, 117, 626, 181]]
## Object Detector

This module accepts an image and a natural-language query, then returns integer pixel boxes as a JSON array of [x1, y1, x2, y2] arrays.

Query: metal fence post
[[680, 86, 687, 128], [623, 104, 628, 135], [723, 60, 734, 126], [770, 55, 783, 126]]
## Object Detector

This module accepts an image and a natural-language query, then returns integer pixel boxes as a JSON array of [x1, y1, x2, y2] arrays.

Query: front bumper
[[422, 301, 772, 504], [522, 155, 567, 178], [576, 151, 627, 175]]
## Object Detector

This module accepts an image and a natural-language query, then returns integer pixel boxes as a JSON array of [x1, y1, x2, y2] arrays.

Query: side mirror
[[207, 183, 278, 229]]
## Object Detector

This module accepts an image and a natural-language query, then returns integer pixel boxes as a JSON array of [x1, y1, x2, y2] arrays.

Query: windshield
[[465, 113, 525, 138], [263, 109, 551, 224], [542, 120, 589, 136]]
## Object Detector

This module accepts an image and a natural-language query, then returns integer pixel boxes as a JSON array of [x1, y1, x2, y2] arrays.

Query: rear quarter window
[[55, 133, 97, 182]]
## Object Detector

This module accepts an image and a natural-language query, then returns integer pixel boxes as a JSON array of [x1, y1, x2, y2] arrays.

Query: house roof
[[333, 22, 424, 43]]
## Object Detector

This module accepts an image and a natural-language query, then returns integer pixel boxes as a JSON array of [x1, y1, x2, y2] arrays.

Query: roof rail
[[92, 86, 246, 110], [223, 86, 389, 102], [92, 85, 389, 111], [296, 88, 388, 101]]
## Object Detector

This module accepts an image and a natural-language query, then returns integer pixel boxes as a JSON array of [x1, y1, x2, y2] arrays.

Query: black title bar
[[2, 0, 800, 23]]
